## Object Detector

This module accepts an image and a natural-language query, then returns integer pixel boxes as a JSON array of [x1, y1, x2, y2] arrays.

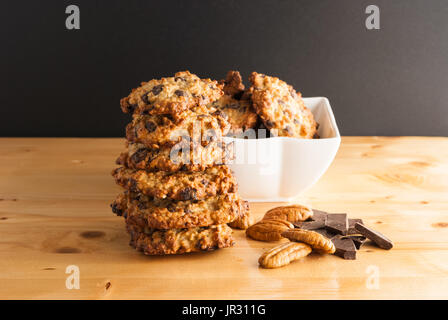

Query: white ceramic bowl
[[225, 97, 340, 202]]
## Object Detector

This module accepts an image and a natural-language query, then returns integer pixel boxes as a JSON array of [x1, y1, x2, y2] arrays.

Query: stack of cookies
[[111, 71, 250, 255]]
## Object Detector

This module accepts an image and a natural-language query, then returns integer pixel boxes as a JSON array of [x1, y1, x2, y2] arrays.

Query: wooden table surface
[[0, 137, 447, 300]]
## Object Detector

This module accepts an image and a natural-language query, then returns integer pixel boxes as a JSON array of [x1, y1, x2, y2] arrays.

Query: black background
[[1, 0, 447, 137]]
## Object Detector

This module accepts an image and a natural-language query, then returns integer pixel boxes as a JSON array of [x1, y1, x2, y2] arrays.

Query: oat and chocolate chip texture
[[112, 191, 246, 230], [126, 108, 230, 148], [249, 72, 318, 139], [126, 221, 235, 255], [120, 71, 224, 121], [116, 141, 234, 173], [112, 165, 237, 201]]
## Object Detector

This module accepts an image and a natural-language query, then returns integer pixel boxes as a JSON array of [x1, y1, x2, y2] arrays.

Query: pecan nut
[[258, 242, 312, 268], [281, 229, 336, 254], [263, 204, 313, 223], [246, 218, 294, 241]]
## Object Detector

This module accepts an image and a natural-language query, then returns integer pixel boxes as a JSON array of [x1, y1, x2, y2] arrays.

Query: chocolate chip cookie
[[126, 221, 235, 255], [120, 71, 223, 122], [249, 72, 318, 139], [111, 165, 237, 201], [125, 108, 230, 148], [211, 71, 258, 134], [116, 140, 234, 173], [112, 191, 246, 229], [210, 95, 258, 135]]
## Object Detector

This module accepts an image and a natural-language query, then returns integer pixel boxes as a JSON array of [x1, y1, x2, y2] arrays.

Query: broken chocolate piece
[[348, 235, 367, 249], [325, 213, 348, 235], [332, 235, 357, 260], [310, 209, 328, 222], [354, 222, 393, 250], [295, 219, 326, 230], [314, 228, 336, 239], [348, 218, 364, 234]]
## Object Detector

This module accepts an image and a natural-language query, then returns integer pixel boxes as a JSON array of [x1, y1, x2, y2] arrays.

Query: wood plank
[[0, 137, 447, 299]]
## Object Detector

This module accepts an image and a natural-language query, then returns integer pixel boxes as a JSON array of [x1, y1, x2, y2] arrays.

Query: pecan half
[[281, 229, 336, 254], [263, 204, 313, 223], [258, 242, 312, 268], [246, 218, 294, 241]]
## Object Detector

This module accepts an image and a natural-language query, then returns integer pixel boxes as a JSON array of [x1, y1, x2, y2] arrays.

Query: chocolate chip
[[225, 103, 240, 110], [128, 179, 138, 192], [137, 201, 147, 210], [175, 90, 185, 97], [212, 110, 227, 120], [141, 93, 150, 104], [130, 148, 148, 164], [126, 103, 137, 113], [285, 126, 294, 135], [110, 203, 123, 216], [145, 121, 157, 133], [151, 85, 164, 95], [179, 187, 197, 200], [265, 120, 275, 128], [175, 77, 186, 82], [166, 204, 176, 213], [233, 91, 244, 100]]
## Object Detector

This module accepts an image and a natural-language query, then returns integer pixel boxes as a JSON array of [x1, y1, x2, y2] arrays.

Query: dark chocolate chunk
[[130, 148, 148, 164], [141, 93, 150, 104], [137, 201, 147, 210], [265, 120, 275, 128], [166, 203, 176, 213], [326, 213, 348, 235], [178, 187, 197, 201], [151, 85, 164, 95], [295, 220, 326, 230], [128, 179, 138, 192], [310, 209, 328, 222], [175, 90, 185, 97], [110, 203, 123, 216], [145, 121, 157, 133], [348, 235, 367, 250], [354, 223, 393, 250], [332, 235, 357, 260], [314, 228, 336, 239], [285, 126, 293, 135], [348, 218, 364, 234]]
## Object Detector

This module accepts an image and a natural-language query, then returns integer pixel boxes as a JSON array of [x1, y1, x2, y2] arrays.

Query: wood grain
[[0, 137, 447, 299]]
